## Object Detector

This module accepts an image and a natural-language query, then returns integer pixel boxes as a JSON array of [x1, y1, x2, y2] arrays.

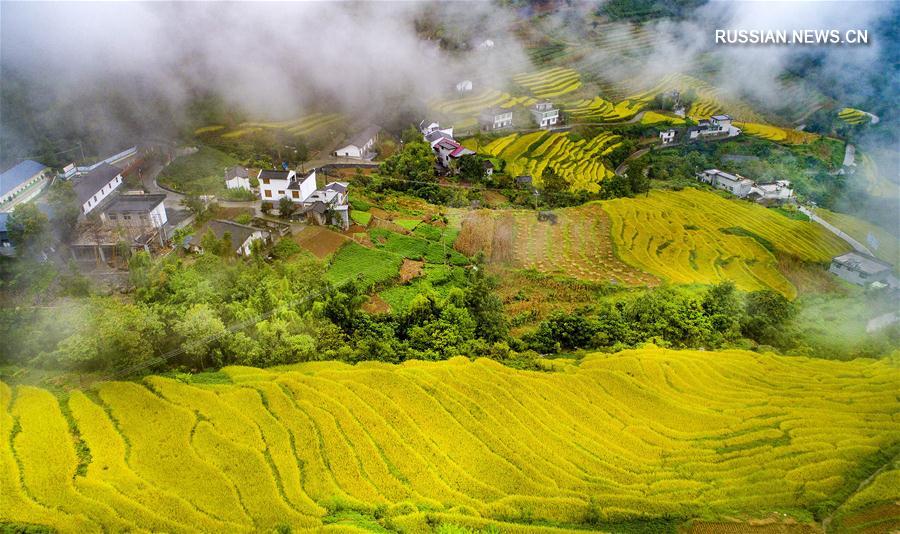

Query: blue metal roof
[[0, 160, 48, 198]]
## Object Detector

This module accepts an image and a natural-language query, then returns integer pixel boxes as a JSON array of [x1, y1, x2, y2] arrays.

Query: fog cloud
[[0, 1, 530, 145]]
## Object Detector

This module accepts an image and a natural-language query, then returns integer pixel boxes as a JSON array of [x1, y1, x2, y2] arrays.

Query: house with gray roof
[[334, 125, 382, 160], [102, 193, 168, 229], [0, 160, 50, 209], [194, 219, 270, 256], [224, 166, 250, 190], [697, 169, 753, 198], [72, 163, 123, 215], [829, 252, 894, 286]]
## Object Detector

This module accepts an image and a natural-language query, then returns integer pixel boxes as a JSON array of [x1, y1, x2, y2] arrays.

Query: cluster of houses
[[660, 115, 741, 146], [477, 100, 560, 132], [250, 167, 350, 230], [696, 169, 795, 205]]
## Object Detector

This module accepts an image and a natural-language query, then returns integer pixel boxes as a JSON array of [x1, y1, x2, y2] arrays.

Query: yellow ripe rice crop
[[837, 107, 871, 125], [640, 111, 686, 126], [218, 113, 344, 139], [734, 122, 818, 144], [480, 131, 620, 192], [3, 346, 898, 531], [513, 68, 582, 98], [193, 125, 224, 135], [602, 189, 851, 297]]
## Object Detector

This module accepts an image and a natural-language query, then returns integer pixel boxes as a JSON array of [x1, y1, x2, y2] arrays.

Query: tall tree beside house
[[6, 202, 49, 257], [46, 180, 81, 243], [278, 197, 297, 219], [456, 154, 489, 184], [379, 141, 437, 187]]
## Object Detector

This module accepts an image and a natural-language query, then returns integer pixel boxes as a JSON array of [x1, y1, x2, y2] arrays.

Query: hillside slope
[[603, 189, 851, 297], [3, 348, 898, 532]]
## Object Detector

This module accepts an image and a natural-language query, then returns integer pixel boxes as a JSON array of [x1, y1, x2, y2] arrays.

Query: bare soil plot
[[399, 259, 424, 283], [292, 226, 350, 258], [457, 205, 657, 286]]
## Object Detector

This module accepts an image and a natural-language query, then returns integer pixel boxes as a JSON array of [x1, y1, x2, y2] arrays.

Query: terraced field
[[735, 121, 819, 144], [603, 189, 851, 297], [513, 67, 582, 98], [474, 131, 621, 192], [210, 113, 345, 139], [838, 107, 875, 125], [456, 206, 656, 286], [4, 347, 899, 532]]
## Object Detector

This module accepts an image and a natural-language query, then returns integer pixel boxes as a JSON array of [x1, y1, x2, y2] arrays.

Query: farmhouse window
[[262, 178, 270, 184], [278, 190, 285, 195], [292, 191, 299, 198], [264, 190, 272, 198]]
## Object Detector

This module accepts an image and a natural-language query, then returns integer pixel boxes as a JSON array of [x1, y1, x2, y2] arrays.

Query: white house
[[286, 170, 318, 203], [456, 80, 473, 93], [749, 180, 794, 205], [102, 193, 168, 228], [477, 39, 495, 50], [334, 126, 381, 160], [420, 120, 450, 136], [697, 169, 753, 198], [530, 101, 559, 129], [196, 220, 269, 256], [659, 129, 677, 145], [224, 166, 250, 190], [0, 160, 50, 209], [432, 138, 475, 168], [299, 182, 350, 230], [829, 252, 893, 286], [258, 169, 297, 201], [479, 108, 513, 131], [73, 163, 123, 215], [688, 114, 741, 140]]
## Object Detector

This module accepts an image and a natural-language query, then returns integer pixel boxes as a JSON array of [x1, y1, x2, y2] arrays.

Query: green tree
[[278, 197, 297, 219], [174, 303, 228, 369], [46, 180, 81, 242], [456, 154, 488, 183], [6, 202, 49, 257], [742, 290, 796, 347]]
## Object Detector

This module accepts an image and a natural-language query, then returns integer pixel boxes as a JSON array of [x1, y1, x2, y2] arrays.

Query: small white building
[[477, 39, 495, 50], [419, 120, 453, 138], [456, 80, 474, 93], [334, 126, 381, 160], [73, 163, 123, 215], [432, 138, 475, 168], [479, 108, 513, 131], [224, 166, 250, 190], [258, 169, 297, 202], [299, 181, 350, 230], [688, 114, 741, 140], [0, 160, 51, 209], [749, 180, 794, 205], [697, 169, 753, 198], [829, 252, 893, 286], [102, 193, 168, 229], [659, 129, 677, 145], [530, 101, 559, 129]]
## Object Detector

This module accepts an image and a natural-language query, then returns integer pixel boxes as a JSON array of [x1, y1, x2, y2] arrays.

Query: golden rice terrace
[[3, 347, 899, 532]]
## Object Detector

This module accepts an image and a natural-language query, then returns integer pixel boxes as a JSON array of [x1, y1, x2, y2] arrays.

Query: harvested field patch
[[399, 259, 425, 283], [293, 226, 350, 259]]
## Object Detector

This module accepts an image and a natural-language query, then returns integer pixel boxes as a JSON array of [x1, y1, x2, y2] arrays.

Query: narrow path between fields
[[821, 449, 899, 532], [799, 206, 874, 256]]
